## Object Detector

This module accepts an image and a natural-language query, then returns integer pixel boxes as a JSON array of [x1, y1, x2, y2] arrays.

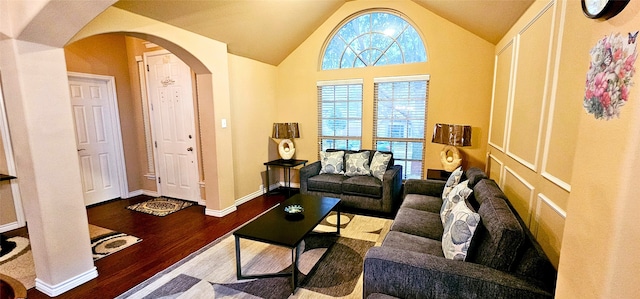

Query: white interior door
[[69, 74, 126, 205], [145, 51, 200, 201]]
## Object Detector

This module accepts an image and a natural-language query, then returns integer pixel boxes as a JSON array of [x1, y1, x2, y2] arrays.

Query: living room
[[1, 0, 640, 298]]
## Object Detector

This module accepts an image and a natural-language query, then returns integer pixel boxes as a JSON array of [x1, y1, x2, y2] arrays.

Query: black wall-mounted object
[[582, 0, 630, 20]]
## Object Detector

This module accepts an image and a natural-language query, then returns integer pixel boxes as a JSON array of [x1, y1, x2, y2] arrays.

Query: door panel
[[146, 52, 199, 201], [69, 76, 121, 205]]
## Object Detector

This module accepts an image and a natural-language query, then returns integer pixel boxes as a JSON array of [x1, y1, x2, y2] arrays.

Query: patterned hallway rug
[[126, 197, 194, 217], [0, 225, 141, 290], [117, 212, 392, 299]]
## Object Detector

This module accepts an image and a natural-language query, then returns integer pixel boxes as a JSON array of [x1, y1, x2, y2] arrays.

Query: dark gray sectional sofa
[[364, 168, 557, 298], [300, 149, 403, 214]]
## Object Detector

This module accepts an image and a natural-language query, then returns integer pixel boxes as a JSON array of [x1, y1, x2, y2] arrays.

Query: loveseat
[[300, 149, 402, 214], [364, 168, 557, 298]]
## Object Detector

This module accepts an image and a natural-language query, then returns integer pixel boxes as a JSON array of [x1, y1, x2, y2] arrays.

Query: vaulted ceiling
[[113, 0, 534, 66]]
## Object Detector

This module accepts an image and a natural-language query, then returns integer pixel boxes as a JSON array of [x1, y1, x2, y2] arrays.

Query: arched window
[[321, 10, 427, 70]]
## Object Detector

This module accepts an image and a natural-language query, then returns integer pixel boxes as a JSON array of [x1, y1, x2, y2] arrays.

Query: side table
[[426, 169, 451, 181], [264, 159, 308, 197]]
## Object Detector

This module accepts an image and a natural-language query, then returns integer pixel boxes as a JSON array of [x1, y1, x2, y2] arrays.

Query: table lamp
[[432, 123, 472, 172], [272, 123, 300, 160]]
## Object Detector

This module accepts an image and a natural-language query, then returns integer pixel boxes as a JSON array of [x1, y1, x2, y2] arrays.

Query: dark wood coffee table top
[[234, 194, 340, 248]]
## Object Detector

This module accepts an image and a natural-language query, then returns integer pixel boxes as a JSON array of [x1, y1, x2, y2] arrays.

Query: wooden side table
[[426, 169, 451, 181], [264, 159, 308, 196]]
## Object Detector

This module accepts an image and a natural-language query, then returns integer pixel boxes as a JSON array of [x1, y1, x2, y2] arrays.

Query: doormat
[[90, 224, 142, 261], [117, 212, 393, 298], [126, 197, 194, 217]]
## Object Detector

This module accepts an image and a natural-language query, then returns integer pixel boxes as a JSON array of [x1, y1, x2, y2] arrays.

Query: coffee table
[[233, 194, 341, 294]]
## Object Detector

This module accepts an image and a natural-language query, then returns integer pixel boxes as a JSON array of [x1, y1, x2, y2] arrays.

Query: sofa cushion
[[382, 231, 444, 257], [401, 194, 442, 214], [440, 180, 473, 223], [343, 175, 383, 198], [466, 196, 524, 271], [442, 166, 463, 199], [442, 201, 480, 261], [344, 151, 371, 176], [319, 150, 345, 174], [307, 173, 348, 193], [390, 208, 443, 240], [370, 151, 392, 180], [472, 179, 508, 206], [465, 167, 488, 188]]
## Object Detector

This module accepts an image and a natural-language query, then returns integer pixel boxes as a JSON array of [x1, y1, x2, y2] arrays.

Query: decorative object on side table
[[272, 122, 300, 160], [431, 123, 472, 172], [584, 31, 638, 120]]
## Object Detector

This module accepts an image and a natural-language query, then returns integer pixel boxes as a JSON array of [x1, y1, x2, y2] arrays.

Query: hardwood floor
[[20, 192, 288, 299]]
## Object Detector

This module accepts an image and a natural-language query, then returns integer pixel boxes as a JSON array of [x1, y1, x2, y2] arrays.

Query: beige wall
[[277, 0, 494, 174], [556, 0, 640, 297], [228, 54, 279, 198]]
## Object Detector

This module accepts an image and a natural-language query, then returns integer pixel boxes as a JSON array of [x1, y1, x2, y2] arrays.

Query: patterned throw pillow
[[442, 200, 481, 261], [344, 151, 371, 177], [319, 151, 345, 174], [442, 166, 463, 199], [369, 151, 392, 180], [440, 180, 473, 223]]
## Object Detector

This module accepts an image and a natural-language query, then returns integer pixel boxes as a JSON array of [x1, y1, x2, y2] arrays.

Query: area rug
[[117, 212, 392, 299], [0, 236, 33, 289], [126, 197, 194, 217], [0, 225, 141, 290]]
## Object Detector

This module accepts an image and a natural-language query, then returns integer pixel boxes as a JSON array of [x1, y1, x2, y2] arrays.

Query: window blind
[[373, 76, 429, 179]]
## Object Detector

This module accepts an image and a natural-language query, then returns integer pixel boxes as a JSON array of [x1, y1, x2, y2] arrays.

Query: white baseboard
[[235, 188, 264, 206], [266, 181, 300, 191], [205, 205, 237, 217], [128, 190, 143, 198], [142, 190, 160, 197], [35, 267, 98, 297], [0, 221, 24, 233]]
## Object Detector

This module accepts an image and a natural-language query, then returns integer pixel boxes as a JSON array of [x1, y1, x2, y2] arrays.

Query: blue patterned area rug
[[117, 212, 392, 299], [126, 197, 194, 217]]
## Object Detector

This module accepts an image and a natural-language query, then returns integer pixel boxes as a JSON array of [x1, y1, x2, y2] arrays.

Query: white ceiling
[[113, 0, 534, 66]]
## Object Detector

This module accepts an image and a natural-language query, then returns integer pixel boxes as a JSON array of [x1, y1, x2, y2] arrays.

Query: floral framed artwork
[[584, 31, 638, 120]]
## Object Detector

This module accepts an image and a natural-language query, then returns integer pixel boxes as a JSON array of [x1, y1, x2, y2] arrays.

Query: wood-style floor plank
[[23, 193, 287, 299]]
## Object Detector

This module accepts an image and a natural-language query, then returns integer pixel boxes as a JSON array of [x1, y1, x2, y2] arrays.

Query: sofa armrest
[[364, 247, 554, 299], [403, 179, 446, 198], [300, 161, 321, 193], [380, 165, 403, 213]]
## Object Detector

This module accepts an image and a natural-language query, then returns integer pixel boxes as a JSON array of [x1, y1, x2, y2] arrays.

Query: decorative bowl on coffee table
[[284, 204, 304, 220]]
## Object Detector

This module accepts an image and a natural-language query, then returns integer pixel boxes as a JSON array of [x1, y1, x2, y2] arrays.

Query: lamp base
[[440, 145, 462, 172], [278, 139, 295, 160]]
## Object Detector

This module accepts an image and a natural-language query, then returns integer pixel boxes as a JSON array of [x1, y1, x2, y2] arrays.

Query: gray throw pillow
[[344, 151, 371, 176], [319, 151, 345, 174], [370, 151, 392, 180]]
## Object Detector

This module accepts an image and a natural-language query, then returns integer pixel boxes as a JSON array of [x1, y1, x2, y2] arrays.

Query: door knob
[[187, 147, 193, 151], [77, 149, 86, 152]]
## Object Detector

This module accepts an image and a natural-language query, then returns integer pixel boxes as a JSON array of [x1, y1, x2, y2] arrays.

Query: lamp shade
[[272, 123, 300, 139], [432, 123, 472, 146]]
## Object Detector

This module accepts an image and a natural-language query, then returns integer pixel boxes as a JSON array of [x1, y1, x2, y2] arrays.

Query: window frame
[[319, 8, 427, 70], [373, 75, 430, 180], [317, 79, 364, 153]]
